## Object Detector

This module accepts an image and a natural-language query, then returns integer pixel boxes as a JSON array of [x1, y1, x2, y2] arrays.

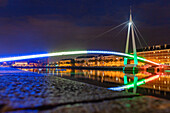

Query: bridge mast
[[124, 9, 138, 66]]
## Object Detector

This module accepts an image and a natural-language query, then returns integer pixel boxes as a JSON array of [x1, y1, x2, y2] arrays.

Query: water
[[22, 68, 170, 99]]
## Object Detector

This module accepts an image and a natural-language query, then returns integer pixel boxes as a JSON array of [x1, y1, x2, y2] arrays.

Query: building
[[12, 62, 28, 67], [97, 55, 124, 67], [74, 55, 124, 67], [137, 44, 170, 65], [58, 59, 75, 67], [48, 62, 58, 67], [75, 56, 98, 67]]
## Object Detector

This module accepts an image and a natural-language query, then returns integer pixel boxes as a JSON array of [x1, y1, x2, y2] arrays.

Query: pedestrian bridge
[[0, 50, 160, 66], [0, 50, 165, 92]]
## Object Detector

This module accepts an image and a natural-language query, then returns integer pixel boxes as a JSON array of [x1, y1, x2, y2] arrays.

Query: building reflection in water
[[23, 68, 170, 98]]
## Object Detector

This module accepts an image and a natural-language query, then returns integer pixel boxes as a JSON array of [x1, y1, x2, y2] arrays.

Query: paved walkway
[[0, 67, 169, 113]]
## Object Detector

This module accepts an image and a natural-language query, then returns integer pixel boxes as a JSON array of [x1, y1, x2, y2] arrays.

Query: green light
[[124, 58, 128, 65], [124, 75, 128, 84], [134, 54, 138, 65], [125, 79, 145, 89], [165, 70, 170, 72], [109, 75, 160, 91]]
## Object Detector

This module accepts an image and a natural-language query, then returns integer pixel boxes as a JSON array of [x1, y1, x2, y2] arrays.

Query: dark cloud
[[134, 0, 170, 26], [0, 0, 8, 7]]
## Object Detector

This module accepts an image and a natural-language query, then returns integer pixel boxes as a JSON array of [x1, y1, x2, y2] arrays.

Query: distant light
[[129, 22, 132, 26]]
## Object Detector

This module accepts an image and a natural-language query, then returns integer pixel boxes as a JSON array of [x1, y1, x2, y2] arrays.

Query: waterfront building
[[137, 44, 170, 65], [48, 62, 58, 67], [58, 59, 75, 67], [12, 62, 28, 67], [97, 55, 124, 67], [75, 56, 97, 67], [73, 55, 124, 67]]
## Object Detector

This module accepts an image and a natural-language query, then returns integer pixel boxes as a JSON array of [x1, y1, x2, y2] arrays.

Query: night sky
[[0, 0, 169, 61]]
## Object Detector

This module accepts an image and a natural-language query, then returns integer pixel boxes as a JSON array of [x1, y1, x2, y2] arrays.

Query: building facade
[[58, 59, 75, 67], [137, 44, 170, 65], [75, 56, 97, 67]]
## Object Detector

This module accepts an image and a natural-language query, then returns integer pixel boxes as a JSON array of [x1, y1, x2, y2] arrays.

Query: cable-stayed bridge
[[0, 10, 168, 92], [0, 10, 161, 67]]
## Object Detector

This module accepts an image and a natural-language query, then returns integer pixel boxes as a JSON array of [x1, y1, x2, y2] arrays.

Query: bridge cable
[[109, 24, 128, 42], [85, 21, 128, 42], [133, 22, 148, 47], [133, 25, 143, 49]]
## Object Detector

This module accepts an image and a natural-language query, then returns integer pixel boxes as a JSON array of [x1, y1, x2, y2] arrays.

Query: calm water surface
[[22, 68, 170, 99]]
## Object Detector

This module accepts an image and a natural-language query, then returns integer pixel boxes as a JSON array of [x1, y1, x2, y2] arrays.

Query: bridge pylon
[[124, 9, 138, 70]]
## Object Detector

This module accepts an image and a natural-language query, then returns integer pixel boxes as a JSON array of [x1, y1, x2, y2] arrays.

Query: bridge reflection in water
[[22, 68, 170, 99]]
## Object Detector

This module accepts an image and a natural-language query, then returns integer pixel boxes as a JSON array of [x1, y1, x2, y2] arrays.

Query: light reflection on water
[[23, 68, 170, 98]]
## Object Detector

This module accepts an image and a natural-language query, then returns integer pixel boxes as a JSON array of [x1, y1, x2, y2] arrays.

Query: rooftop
[[137, 44, 170, 52]]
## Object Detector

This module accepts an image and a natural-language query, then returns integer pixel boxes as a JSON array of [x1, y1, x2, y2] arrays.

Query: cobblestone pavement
[[0, 67, 169, 113], [42, 96, 170, 113]]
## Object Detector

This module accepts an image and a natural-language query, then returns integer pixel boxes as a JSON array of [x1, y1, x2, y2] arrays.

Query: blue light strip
[[0, 51, 88, 62]]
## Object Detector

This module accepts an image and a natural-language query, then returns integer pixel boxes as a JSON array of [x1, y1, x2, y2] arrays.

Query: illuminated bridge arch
[[0, 50, 159, 66]]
